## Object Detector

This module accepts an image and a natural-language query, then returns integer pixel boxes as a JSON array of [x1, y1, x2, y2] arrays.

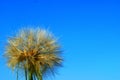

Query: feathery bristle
[[5, 28, 62, 80]]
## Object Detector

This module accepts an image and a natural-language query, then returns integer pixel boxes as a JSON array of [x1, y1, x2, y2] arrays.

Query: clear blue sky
[[0, 0, 120, 80]]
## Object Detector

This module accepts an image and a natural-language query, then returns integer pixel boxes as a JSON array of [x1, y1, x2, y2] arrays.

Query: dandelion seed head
[[5, 28, 63, 77]]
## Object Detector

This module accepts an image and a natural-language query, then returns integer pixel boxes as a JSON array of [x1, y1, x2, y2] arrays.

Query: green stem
[[25, 68, 27, 80], [40, 72, 42, 80], [16, 68, 18, 80], [28, 71, 33, 80], [38, 71, 42, 80]]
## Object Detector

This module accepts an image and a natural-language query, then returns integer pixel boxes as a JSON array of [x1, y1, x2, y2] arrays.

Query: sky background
[[0, 0, 120, 80]]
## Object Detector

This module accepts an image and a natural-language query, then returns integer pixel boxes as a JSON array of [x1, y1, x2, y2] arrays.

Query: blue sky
[[0, 0, 120, 80]]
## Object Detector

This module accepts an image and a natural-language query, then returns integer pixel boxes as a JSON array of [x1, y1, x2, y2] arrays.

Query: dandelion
[[5, 28, 63, 80]]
